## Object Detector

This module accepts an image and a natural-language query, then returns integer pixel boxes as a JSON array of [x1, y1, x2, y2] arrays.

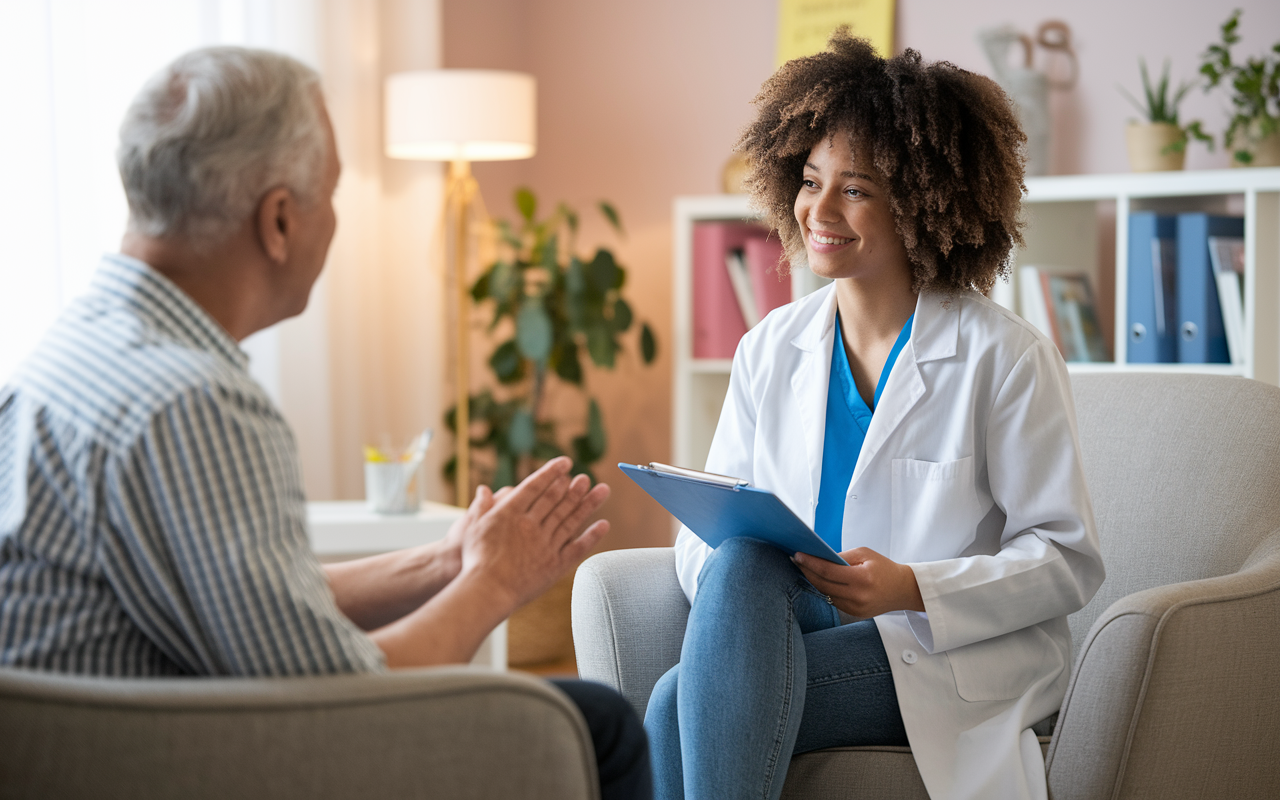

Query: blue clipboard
[[619, 463, 848, 565]]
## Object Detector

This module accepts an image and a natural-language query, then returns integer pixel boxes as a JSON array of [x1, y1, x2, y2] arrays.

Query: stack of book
[[692, 221, 793, 359], [1126, 212, 1246, 365]]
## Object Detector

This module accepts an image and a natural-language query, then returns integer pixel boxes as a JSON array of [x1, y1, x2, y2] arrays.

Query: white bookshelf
[[672, 195, 830, 470], [672, 168, 1280, 472]]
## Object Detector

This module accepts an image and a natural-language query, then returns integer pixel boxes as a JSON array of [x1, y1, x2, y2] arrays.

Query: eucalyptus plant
[[444, 188, 657, 490], [1119, 58, 1212, 154], [1199, 9, 1280, 164]]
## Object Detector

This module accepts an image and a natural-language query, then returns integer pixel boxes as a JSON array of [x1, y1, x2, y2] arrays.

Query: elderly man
[[0, 47, 649, 799]]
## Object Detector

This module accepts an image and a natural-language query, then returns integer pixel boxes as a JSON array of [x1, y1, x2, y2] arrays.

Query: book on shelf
[[723, 249, 761, 329], [1208, 235, 1246, 366], [1018, 266, 1108, 363], [1126, 212, 1178, 363], [1176, 214, 1243, 365], [743, 236, 792, 322], [692, 221, 792, 358], [692, 221, 755, 358]]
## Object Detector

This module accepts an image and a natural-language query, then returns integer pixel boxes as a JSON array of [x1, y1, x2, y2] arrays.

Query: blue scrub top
[[814, 314, 914, 552]]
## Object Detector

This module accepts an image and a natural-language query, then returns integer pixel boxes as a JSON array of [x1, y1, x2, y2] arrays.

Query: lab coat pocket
[[947, 625, 1064, 702], [890, 456, 984, 561]]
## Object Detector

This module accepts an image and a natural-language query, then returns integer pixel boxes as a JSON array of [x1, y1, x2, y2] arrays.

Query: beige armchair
[[572, 372, 1280, 799], [0, 666, 599, 799]]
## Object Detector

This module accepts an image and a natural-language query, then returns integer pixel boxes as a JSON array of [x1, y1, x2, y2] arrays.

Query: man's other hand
[[459, 457, 611, 614]]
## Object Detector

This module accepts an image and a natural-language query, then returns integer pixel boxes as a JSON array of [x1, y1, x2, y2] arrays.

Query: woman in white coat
[[644, 32, 1105, 800]]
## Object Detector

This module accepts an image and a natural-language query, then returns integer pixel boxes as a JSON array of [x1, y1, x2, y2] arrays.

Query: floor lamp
[[385, 69, 537, 508]]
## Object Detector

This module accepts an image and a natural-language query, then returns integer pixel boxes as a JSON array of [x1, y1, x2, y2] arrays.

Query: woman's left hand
[[793, 547, 926, 618]]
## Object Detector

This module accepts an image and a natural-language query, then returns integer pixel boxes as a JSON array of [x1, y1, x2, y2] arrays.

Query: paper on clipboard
[[619, 463, 848, 565]]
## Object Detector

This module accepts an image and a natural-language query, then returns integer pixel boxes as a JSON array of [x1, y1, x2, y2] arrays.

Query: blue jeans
[[645, 538, 908, 800]]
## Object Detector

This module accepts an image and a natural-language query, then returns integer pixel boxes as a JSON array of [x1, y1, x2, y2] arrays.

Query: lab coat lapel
[[850, 291, 959, 489], [789, 287, 839, 510]]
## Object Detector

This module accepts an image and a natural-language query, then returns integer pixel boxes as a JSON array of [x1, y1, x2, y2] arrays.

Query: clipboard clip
[[644, 462, 749, 489]]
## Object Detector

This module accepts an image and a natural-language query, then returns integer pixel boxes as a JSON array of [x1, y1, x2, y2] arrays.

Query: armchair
[[572, 373, 1280, 799], [0, 665, 599, 799]]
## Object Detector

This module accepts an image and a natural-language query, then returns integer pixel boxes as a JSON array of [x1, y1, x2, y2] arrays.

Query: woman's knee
[[699, 538, 799, 593], [645, 664, 679, 725]]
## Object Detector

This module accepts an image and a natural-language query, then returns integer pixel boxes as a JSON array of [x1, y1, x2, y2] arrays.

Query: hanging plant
[[1198, 9, 1280, 165], [444, 188, 658, 489]]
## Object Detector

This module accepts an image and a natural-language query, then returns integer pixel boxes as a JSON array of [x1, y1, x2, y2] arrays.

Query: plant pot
[[1230, 126, 1280, 168], [1126, 122, 1186, 172]]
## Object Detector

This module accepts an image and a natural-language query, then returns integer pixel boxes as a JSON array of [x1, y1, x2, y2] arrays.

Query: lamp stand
[[447, 159, 478, 508]]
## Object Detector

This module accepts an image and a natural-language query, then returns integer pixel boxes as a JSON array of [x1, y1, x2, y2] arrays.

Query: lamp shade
[[385, 70, 536, 161]]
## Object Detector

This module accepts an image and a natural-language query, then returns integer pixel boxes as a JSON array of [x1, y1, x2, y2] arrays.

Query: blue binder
[[619, 463, 848, 564], [1177, 214, 1243, 364], [1126, 212, 1178, 363]]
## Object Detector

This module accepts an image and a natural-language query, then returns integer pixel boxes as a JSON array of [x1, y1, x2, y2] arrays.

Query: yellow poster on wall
[[776, 0, 895, 67]]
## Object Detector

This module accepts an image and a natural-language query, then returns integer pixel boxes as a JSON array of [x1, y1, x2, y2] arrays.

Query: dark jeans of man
[[551, 679, 652, 800]]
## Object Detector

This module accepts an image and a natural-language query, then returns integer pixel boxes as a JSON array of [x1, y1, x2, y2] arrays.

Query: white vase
[[1126, 123, 1186, 172]]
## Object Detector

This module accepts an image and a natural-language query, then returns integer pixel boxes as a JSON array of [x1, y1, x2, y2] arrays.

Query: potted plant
[[1199, 9, 1280, 167], [445, 188, 658, 491], [1119, 58, 1211, 172]]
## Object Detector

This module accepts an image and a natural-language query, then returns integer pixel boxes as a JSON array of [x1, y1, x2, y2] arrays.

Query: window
[[0, 0, 316, 385]]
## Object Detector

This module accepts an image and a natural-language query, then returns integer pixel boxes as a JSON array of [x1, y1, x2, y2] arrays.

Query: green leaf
[[571, 432, 604, 468], [489, 261, 519, 300], [566, 257, 587, 295], [1184, 120, 1215, 150], [598, 201, 624, 236], [611, 297, 633, 332], [494, 452, 516, 489], [515, 187, 537, 222], [516, 301, 554, 362], [641, 323, 657, 364], [537, 234, 559, 268], [588, 249, 620, 294], [508, 408, 537, 454], [586, 399, 606, 458], [534, 441, 564, 461], [489, 340, 525, 384], [557, 202, 579, 235], [586, 326, 616, 368], [494, 219, 522, 250], [470, 268, 491, 303], [569, 435, 598, 473], [553, 340, 584, 384]]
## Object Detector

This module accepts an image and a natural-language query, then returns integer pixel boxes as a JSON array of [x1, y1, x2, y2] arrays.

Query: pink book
[[692, 222, 762, 358], [744, 236, 791, 321]]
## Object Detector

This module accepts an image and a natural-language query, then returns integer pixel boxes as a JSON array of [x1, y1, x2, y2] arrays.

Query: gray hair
[[117, 46, 327, 248]]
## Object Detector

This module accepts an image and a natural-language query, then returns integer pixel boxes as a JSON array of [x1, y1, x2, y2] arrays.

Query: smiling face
[[793, 133, 911, 286]]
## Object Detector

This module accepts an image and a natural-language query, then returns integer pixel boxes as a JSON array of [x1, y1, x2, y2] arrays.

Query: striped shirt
[[0, 254, 384, 676]]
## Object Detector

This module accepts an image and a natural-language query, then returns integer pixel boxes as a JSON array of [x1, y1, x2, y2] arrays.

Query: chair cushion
[[780, 742, 1051, 799]]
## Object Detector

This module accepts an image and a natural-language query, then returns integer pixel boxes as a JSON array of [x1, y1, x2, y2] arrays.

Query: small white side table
[[306, 500, 507, 670]]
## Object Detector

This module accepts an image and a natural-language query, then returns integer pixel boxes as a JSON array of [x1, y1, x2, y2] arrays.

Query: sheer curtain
[[0, 0, 449, 503]]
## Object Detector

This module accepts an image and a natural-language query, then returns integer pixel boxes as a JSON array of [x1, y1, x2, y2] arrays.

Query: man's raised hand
[[459, 457, 611, 614]]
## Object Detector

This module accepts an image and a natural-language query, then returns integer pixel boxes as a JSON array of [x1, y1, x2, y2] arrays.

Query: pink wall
[[443, 0, 1280, 549], [897, 1, 1280, 174]]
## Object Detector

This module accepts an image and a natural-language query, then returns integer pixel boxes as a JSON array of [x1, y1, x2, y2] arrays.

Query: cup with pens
[[364, 429, 433, 514]]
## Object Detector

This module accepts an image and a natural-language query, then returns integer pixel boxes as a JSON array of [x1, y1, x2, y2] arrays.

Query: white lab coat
[[674, 284, 1105, 800]]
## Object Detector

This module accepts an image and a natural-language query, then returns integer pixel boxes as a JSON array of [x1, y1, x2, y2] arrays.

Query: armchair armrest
[[572, 548, 690, 718], [0, 666, 598, 800], [1047, 532, 1280, 800]]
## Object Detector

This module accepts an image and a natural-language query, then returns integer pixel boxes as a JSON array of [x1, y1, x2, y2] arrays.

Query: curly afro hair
[[737, 30, 1027, 294]]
